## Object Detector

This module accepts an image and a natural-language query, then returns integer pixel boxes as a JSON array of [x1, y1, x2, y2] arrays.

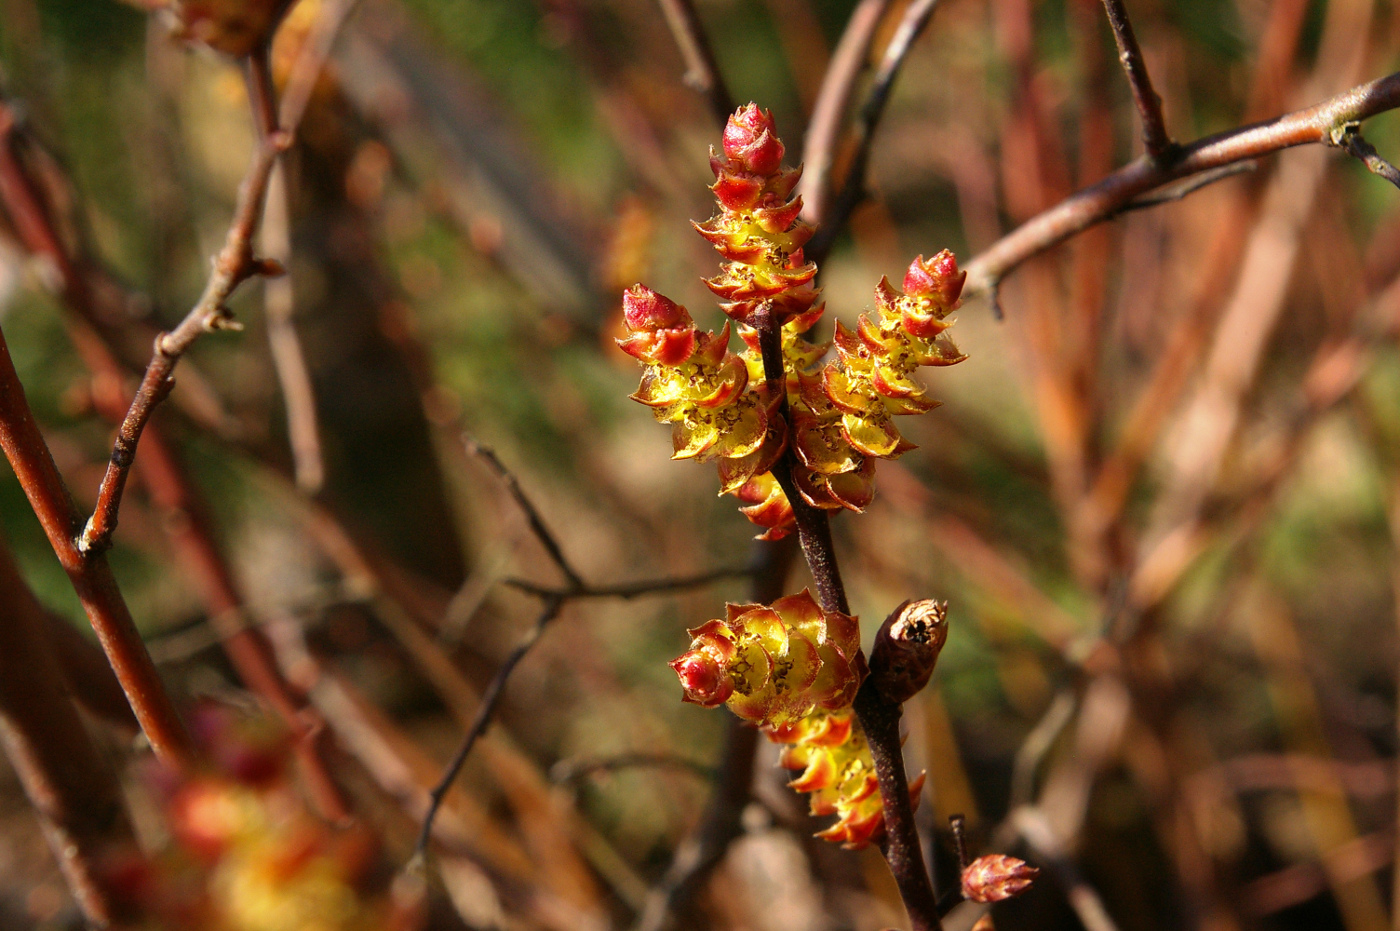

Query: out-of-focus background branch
[[2, 0, 1400, 929]]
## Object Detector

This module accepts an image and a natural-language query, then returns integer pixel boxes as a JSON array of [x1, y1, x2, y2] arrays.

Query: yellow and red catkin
[[671, 592, 924, 849], [618, 285, 776, 468], [618, 104, 966, 538]]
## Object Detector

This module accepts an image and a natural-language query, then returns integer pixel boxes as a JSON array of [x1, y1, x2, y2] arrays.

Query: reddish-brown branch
[[41, 605, 140, 729], [963, 70, 1400, 298], [0, 323, 194, 766], [0, 83, 351, 820], [804, 0, 943, 265], [798, 0, 893, 228], [125, 403, 353, 824], [0, 536, 136, 927], [1099, 0, 1173, 159]]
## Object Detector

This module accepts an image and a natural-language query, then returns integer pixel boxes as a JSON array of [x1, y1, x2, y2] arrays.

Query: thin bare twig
[[963, 71, 1400, 298], [279, 0, 364, 131], [1117, 161, 1257, 211], [1099, 0, 1174, 159], [78, 47, 291, 555], [654, 0, 735, 126], [805, 0, 944, 266], [414, 594, 563, 858], [464, 436, 583, 589], [503, 565, 753, 600], [1329, 123, 1400, 188], [262, 164, 324, 492], [415, 438, 758, 860], [0, 322, 194, 765], [260, 0, 366, 492]]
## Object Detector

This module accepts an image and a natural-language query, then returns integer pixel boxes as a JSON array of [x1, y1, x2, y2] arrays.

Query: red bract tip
[[723, 105, 785, 175], [623, 285, 690, 331], [961, 854, 1039, 903], [671, 652, 732, 706], [903, 250, 965, 305]]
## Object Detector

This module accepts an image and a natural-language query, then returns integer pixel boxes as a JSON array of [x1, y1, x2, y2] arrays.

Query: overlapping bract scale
[[769, 710, 925, 850], [669, 590, 861, 728]]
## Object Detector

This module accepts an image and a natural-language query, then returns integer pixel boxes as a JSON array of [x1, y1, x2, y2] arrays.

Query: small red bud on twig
[[868, 599, 947, 706], [961, 854, 1039, 903]]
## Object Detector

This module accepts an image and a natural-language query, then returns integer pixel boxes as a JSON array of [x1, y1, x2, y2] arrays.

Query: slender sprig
[[414, 437, 759, 858]]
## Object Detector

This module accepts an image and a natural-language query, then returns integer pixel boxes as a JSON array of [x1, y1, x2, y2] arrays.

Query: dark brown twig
[[753, 308, 942, 931], [414, 594, 564, 859], [464, 436, 583, 589], [654, 0, 736, 127], [963, 71, 1400, 298], [78, 48, 290, 555], [503, 566, 752, 600], [415, 438, 758, 859], [1099, 0, 1174, 159], [1329, 123, 1400, 189], [805, 0, 944, 266]]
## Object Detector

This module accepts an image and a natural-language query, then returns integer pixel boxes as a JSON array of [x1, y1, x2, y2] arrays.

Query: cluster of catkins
[[623, 107, 964, 849], [619, 105, 966, 541]]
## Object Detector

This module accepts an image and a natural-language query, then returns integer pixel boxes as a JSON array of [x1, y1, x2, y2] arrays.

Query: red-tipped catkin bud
[[616, 286, 700, 367], [722, 105, 785, 175], [902, 250, 966, 307], [961, 854, 1039, 903], [670, 649, 733, 707], [623, 284, 691, 331], [869, 599, 948, 706]]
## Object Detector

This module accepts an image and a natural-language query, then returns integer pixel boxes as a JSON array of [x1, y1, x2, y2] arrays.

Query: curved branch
[[963, 71, 1400, 299], [798, 0, 893, 228], [804, 0, 943, 265]]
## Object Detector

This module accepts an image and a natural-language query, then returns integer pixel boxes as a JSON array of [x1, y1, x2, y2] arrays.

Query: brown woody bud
[[868, 599, 947, 705], [961, 854, 1038, 903]]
